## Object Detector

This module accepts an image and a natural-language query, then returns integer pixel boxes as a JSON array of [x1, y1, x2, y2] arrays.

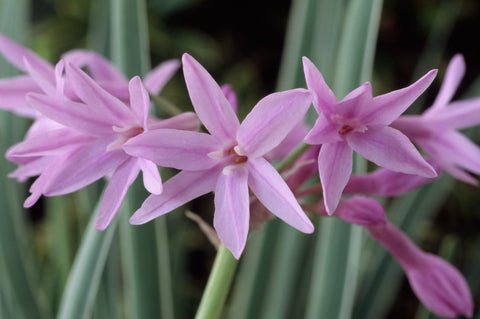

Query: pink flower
[[368, 222, 474, 318], [124, 53, 314, 258], [392, 54, 480, 185], [302, 56, 437, 214], [7, 61, 199, 230]]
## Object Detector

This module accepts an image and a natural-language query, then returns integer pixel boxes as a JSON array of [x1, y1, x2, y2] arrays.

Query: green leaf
[[56, 203, 118, 319]]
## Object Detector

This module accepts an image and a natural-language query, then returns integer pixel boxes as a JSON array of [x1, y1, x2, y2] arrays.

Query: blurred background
[[1, 0, 479, 318]]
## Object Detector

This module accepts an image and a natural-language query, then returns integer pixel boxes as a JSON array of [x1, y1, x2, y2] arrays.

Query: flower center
[[230, 147, 248, 163], [338, 125, 354, 136]]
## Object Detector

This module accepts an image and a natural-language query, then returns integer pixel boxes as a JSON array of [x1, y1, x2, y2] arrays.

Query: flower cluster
[[0, 33, 477, 317]]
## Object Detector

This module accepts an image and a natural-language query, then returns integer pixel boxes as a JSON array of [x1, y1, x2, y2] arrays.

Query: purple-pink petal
[[23, 57, 56, 96], [247, 157, 313, 233], [123, 129, 219, 171], [27, 93, 115, 136], [335, 82, 372, 118], [221, 84, 238, 114], [147, 111, 200, 131], [319, 196, 386, 227], [144, 59, 180, 95], [214, 164, 249, 259], [362, 70, 437, 126], [65, 63, 133, 125], [429, 54, 465, 111], [62, 49, 127, 83], [302, 56, 337, 114], [347, 126, 437, 178], [424, 98, 480, 130], [95, 158, 141, 230], [318, 141, 352, 214], [138, 158, 163, 195], [0, 33, 54, 74], [237, 89, 312, 158], [129, 76, 150, 128], [42, 138, 128, 196], [129, 167, 221, 225], [0, 76, 42, 117], [182, 53, 240, 143], [304, 112, 342, 145]]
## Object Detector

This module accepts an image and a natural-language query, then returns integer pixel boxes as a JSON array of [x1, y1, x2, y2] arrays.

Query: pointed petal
[[425, 98, 480, 130], [123, 129, 219, 170], [237, 89, 312, 158], [129, 167, 221, 224], [214, 164, 249, 259], [336, 82, 372, 118], [27, 93, 114, 136], [0, 75, 42, 117], [8, 156, 52, 182], [129, 76, 150, 128], [182, 53, 240, 142], [221, 84, 238, 113], [347, 126, 437, 177], [138, 158, 162, 194], [247, 157, 313, 233], [304, 112, 342, 145], [23, 57, 56, 96], [144, 59, 180, 95], [362, 70, 437, 126], [147, 112, 200, 131], [0, 33, 53, 74], [267, 121, 308, 160], [318, 141, 352, 214], [95, 158, 141, 230], [429, 54, 465, 110], [65, 63, 133, 124], [43, 139, 129, 196], [302, 56, 337, 114], [418, 130, 480, 176], [6, 128, 92, 158], [62, 49, 127, 83]]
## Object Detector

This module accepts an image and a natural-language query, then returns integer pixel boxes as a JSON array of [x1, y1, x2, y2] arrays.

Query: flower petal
[[65, 63, 133, 125], [129, 167, 221, 224], [318, 141, 352, 214], [425, 98, 480, 130], [129, 76, 150, 128], [43, 138, 128, 196], [123, 129, 219, 170], [418, 130, 480, 176], [144, 59, 180, 95], [138, 158, 162, 194], [302, 56, 337, 114], [304, 112, 342, 145], [0, 33, 53, 74], [247, 157, 313, 233], [27, 93, 114, 136], [336, 82, 372, 118], [182, 53, 240, 142], [62, 49, 127, 83], [8, 156, 52, 182], [347, 126, 437, 177], [23, 57, 56, 96], [237, 89, 312, 158], [0, 75, 42, 117], [362, 70, 437, 126], [429, 54, 465, 111], [319, 196, 386, 227], [95, 158, 141, 230], [6, 128, 92, 158], [147, 112, 200, 131], [214, 164, 249, 259], [221, 84, 238, 113]]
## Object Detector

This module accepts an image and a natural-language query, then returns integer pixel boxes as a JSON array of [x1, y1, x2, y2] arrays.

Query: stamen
[[338, 125, 354, 135]]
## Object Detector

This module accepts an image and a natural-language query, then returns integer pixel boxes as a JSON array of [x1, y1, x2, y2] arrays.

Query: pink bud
[[368, 222, 473, 318], [318, 196, 386, 227]]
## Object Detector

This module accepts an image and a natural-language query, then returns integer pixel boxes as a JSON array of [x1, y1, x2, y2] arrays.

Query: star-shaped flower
[[124, 53, 314, 258], [302, 57, 437, 214], [392, 54, 480, 184]]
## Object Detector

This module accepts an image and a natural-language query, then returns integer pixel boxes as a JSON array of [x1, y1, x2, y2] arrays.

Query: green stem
[[195, 245, 238, 319], [275, 142, 310, 172]]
